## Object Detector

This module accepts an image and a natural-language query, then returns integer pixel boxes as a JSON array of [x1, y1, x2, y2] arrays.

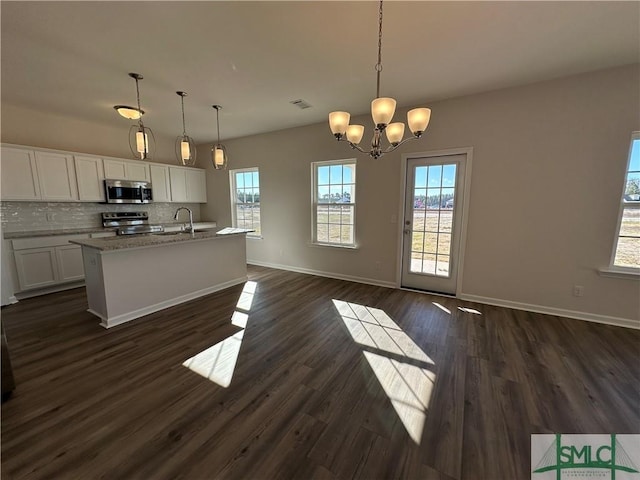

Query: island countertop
[[70, 227, 253, 252]]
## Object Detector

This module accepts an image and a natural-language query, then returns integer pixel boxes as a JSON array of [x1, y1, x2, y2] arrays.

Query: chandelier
[[328, 0, 431, 159]]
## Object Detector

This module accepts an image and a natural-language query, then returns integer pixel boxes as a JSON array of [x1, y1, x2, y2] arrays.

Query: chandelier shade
[[328, 0, 431, 159], [175, 91, 197, 166], [211, 105, 228, 170]]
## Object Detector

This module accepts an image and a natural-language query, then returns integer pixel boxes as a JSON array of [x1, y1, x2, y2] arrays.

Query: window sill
[[309, 242, 359, 251], [598, 267, 640, 280]]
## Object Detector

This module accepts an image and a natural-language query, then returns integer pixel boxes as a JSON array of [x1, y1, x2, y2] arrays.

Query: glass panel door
[[401, 154, 467, 294]]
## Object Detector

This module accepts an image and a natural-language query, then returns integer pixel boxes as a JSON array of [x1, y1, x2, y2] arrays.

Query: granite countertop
[[3, 222, 217, 240], [69, 227, 253, 252], [4, 226, 118, 239]]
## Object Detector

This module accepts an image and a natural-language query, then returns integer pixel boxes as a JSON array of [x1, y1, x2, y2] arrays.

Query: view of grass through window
[[232, 169, 261, 236], [614, 135, 640, 268], [411, 164, 456, 277], [314, 161, 356, 246]]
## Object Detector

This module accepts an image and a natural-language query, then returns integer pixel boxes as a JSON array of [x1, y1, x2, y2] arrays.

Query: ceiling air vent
[[290, 99, 312, 110]]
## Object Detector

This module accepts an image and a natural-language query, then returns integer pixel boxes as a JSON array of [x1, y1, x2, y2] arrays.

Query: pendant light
[[211, 105, 228, 170], [328, 0, 431, 159], [125, 73, 155, 160], [175, 91, 196, 166]]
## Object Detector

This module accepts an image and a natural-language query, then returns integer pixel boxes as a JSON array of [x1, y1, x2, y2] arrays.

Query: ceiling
[[1, 1, 638, 144]]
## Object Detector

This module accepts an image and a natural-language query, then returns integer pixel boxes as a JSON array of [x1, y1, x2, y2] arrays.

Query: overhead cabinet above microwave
[[0, 144, 207, 204]]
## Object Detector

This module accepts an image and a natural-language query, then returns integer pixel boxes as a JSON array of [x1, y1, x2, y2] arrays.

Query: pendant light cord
[[216, 107, 221, 143], [181, 95, 187, 136], [134, 77, 145, 128], [375, 0, 384, 99]]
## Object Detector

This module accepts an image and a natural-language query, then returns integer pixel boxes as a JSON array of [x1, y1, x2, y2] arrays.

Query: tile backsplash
[[0, 202, 203, 233]]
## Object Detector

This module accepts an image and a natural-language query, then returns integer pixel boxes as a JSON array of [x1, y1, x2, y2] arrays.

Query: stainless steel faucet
[[174, 207, 194, 233]]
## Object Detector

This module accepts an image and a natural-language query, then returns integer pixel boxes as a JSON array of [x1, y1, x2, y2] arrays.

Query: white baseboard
[[247, 260, 396, 289], [248, 261, 638, 330], [458, 293, 640, 330], [97, 276, 248, 329]]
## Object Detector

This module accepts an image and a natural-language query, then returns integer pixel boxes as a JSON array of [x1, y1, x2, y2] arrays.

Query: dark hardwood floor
[[1, 265, 638, 479]]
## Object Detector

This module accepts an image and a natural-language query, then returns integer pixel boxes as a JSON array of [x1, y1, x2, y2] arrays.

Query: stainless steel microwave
[[104, 179, 153, 204]]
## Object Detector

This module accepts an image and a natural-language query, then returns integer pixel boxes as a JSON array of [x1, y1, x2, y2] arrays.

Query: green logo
[[532, 434, 639, 479]]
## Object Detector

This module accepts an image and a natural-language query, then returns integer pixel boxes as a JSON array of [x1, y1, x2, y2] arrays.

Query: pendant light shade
[[124, 73, 155, 160], [114, 105, 144, 120], [211, 105, 228, 170], [174, 91, 197, 166]]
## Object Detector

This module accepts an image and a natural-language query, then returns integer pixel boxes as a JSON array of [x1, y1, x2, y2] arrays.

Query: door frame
[[396, 147, 474, 296]]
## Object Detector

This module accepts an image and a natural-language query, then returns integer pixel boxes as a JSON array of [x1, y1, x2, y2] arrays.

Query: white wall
[[200, 64, 640, 325]]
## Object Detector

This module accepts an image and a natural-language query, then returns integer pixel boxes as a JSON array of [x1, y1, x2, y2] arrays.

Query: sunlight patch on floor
[[363, 351, 435, 444], [458, 306, 482, 315], [332, 299, 436, 444], [333, 299, 434, 364], [182, 281, 256, 387], [432, 302, 451, 314]]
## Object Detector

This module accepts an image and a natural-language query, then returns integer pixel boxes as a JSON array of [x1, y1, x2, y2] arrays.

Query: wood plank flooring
[[1, 265, 638, 479]]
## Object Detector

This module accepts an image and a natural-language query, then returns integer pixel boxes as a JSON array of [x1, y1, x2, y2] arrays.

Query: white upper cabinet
[[169, 167, 188, 203], [103, 158, 150, 182], [168, 166, 207, 203], [74, 156, 105, 202], [0, 147, 40, 200], [1, 146, 78, 201], [1, 144, 205, 203], [186, 169, 207, 203], [149, 164, 171, 203], [34, 152, 78, 201]]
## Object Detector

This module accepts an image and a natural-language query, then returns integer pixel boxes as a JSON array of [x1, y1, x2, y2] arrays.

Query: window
[[230, 168, 261, 237], [611, 132, 640, 270], [312, 159, 356, 247]]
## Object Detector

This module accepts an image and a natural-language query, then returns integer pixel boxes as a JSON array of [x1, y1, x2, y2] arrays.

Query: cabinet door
[[0, 147, 41, 200], [125, 161, 150, 182], [55, 245, 84, 282], [149, 164, 171, 202], [186, 169, 207, 203], [75, 156, 105, 202], [34, 152, 78, 201], [14, 248, 58, 291], [169, 167, 188, 203], [103, 159, 127, 179]]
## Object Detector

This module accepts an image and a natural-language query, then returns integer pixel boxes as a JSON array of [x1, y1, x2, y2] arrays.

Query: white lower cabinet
[[12, 235, 88, 291], [55, 245, 85, 282], [14, 248, 58, 290]]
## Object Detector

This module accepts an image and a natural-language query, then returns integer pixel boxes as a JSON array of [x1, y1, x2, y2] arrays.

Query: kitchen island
[[71, 228, 252, 328]]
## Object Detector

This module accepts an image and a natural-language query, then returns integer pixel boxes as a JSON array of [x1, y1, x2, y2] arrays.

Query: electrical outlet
[[375, 261, 382, 271], [573, 285, 584, 297], [46, 213, 54, 222]]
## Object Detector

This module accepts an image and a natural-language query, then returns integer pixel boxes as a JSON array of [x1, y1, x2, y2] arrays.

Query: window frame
[[311, 158, 357, 249], [229, 167, 261, 238], [607, 131, 640, 275]]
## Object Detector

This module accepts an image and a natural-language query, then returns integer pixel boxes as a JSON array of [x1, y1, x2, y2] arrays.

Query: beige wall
[[200, 64, 640, 324]]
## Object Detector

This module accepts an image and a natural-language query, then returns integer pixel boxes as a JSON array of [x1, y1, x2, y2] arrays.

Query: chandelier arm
[[383, 135, 419, 154]]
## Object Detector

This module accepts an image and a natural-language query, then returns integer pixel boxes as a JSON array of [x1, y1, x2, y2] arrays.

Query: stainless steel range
[[102, 212, 164, 236]]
